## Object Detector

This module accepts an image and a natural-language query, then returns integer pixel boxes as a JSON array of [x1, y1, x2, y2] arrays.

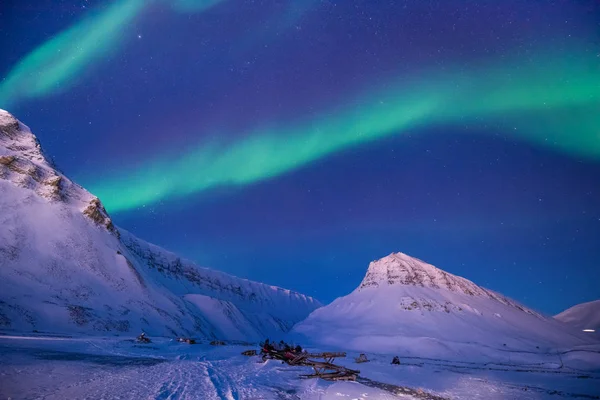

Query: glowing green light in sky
[[0, 0, 227, 108], [88, 49, 600, 213], [0, 0, 146, 108], [171, 0, 227, 12], [2, 1, 597, 213]]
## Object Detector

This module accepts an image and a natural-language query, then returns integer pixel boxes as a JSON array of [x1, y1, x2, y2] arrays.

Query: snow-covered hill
[[293, 252, 598, 363], [0, 109, 320, 340], [555, 300, 600, 332]]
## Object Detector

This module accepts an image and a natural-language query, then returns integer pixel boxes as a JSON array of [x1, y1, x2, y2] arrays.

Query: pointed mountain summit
[[358, 252, 541, 316], [294, 251, 597, 363], [1, 109, 49, 164], [358, 252, 476, 291], [0, 109, 117, 235], [0, 109, 320, 339]]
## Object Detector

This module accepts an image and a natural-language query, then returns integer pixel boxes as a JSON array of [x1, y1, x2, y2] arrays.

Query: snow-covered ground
[[1, 334, 599, 400], [555, 300, 600, 332]]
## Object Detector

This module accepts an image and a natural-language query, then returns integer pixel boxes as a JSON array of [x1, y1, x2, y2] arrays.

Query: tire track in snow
[[357, 377, 449, 400], [205, 361, 240, 400], [155, 364, 185, 400]]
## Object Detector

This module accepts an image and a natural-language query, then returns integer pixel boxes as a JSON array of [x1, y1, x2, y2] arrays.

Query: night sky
[[1, 0, 599, 315]]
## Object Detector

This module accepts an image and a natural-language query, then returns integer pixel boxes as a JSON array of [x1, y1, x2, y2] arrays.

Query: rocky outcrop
[[83, 198, 120, 238], [0, 110, 48, 164], [0, 109, 118, 237], [0, 111, 21, 139]]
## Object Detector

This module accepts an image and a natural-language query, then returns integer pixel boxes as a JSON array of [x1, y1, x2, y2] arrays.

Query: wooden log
[[306, 352, 346, 359], [300, 371, 358, 381], [288, 353, 308, 365], [278, 349, 360, 381], [303, 361, 359, 373]]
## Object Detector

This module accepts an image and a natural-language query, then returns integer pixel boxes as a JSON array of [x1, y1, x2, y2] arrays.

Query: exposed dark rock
[[83, 198, 120, 239], [67, 305, 92, 326], [0, 113, 20, 138]]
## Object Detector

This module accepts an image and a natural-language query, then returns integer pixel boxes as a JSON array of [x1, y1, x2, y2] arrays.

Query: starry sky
[[1, 0, 599, 315]]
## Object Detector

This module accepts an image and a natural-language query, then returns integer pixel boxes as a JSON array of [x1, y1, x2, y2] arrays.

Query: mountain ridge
[[0, 109, 320, 339]]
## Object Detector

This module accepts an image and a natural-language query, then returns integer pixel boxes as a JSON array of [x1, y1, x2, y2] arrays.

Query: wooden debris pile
[[262, 350, 360, 381], [298, 352, 360, 381]]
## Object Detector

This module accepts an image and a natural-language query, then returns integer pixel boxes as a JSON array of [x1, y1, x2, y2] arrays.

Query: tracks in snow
[[205, 362, 240, 400], [150, 358, 244, 400]]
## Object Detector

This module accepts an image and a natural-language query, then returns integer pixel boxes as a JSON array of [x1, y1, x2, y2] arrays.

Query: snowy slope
[[0, 109, 320, 339], [555, 300, 600, 331], [293, 252, 598, 362]]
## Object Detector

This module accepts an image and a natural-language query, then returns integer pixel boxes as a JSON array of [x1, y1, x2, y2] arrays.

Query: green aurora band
[[0, 0, 227, 108], [0, 0, 146, 108], [1, 2, 597, 213], [88, 49, 600, 213]]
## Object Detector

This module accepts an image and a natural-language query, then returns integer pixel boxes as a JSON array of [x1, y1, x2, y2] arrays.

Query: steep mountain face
[[0, 110, 117, 235], [555, 300, 600, 331], [0, 109, 320, 339], [293, 252, 596, 361], [359, 252, 543, 318]]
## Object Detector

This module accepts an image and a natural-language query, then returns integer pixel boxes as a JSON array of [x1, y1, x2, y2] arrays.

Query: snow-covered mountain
[[555, 300, 600, 332], [0, 109, 320, 340], [293, 252, 597, 362], [359, 252, 543, 317]]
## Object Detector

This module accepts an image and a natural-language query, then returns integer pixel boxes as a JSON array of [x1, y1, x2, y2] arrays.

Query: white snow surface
[[294, 252, 600, 365], [0, 109, 320, 340], [555, 300, 600, 331], [1, 335, 599, 400]]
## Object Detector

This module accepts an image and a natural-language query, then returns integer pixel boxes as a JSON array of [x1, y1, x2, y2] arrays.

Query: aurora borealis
[[0, 0, 229, 107], [1, 0, 599, 313], [87, 49, 600, 212]]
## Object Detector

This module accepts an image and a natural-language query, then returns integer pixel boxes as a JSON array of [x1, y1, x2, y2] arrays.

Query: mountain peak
[[358, 252, 474, 293], [0, 109, 118, 237], [0, 109, 48, 165], [295, 250, 589, 359], [357, 251, 543, 317]]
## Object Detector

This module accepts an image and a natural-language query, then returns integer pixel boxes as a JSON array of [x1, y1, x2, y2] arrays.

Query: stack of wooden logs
[[291, 352, 359, 381]]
